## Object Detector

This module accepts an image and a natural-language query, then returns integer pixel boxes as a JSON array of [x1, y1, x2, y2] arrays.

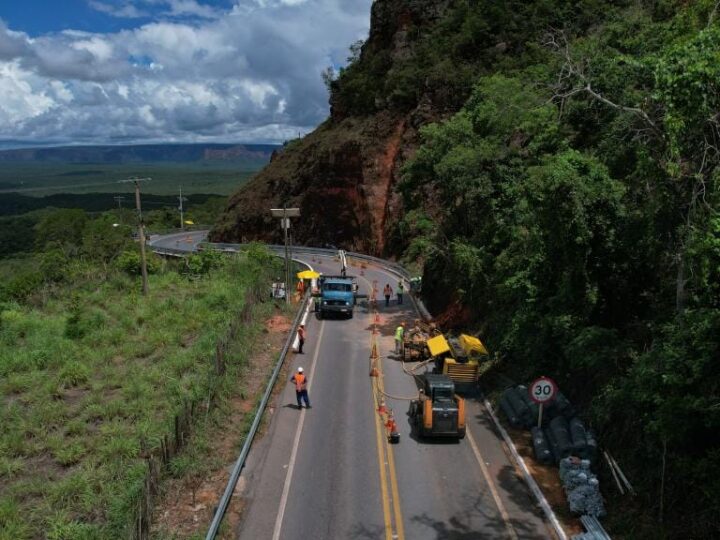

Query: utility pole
[[114, 195, 125, 209], [270, 206, 300, 304], [119, 177, 151, 295], [178, 186, 187, 230]]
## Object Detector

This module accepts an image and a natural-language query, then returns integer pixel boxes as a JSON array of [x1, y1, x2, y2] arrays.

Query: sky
[[0, 0, 373, 147]]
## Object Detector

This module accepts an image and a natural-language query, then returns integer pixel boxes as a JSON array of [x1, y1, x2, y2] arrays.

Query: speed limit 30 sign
[[529, 376, 558, 404]]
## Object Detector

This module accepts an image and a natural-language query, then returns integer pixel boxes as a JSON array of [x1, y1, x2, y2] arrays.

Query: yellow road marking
[[360, 273, 405, 540], [373, 384, 394, 540], [376, 368, 405, 540]]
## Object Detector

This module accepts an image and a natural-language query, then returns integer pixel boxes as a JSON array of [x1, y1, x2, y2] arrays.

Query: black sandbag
[[499, 392, 522, 428], [549, 416, 573, 459], [505, 387, 533, 428], [531, 426, 554, 465], [516, 384, 541, 420], [544, 426, 561, 465], [568, 417, 588, 454]]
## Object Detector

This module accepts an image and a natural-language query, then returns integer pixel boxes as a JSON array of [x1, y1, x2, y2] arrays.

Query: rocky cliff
[[210, 0, 456, 255]]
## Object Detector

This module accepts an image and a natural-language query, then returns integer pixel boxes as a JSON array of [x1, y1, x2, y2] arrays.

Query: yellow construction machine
[[426, 333, 488, 392]]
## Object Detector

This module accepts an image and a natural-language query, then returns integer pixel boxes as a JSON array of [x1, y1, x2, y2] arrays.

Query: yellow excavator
[[426, 333, 488, 393]]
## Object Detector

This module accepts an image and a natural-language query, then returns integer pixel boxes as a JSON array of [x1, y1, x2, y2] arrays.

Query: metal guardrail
[[149, 236, 425, 538], [205, 292, 310, 540]]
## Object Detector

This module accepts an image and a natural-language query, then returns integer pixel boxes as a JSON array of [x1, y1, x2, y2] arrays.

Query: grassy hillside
[[0, 162, 258, 197], [0, 249, 281, 539]]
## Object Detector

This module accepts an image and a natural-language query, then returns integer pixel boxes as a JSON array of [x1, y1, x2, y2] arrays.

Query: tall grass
[[0, 251, 279, 538]]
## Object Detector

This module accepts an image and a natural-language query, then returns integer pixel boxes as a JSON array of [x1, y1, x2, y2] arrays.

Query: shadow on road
[[409, 488, 548, 539]]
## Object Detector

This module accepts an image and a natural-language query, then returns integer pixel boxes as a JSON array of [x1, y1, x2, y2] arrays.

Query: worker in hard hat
[[290, 367, 311, 409], [395, 322, 405, 354]]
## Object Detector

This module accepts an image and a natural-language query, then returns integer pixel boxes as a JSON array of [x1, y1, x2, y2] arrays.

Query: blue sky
[[2, 1, 236, 35], [0, 0, 372, 146]]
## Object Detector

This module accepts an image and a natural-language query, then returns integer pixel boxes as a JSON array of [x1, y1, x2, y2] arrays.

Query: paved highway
[[150, 233, 553, 540]]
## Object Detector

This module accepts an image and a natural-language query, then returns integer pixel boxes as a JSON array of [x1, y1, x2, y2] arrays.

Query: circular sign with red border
[[529, 376, 558, 404]]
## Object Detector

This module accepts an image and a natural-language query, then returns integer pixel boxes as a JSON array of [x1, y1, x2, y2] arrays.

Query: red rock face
[[210, 0, 452, 255], [210, 112, 412, 255]]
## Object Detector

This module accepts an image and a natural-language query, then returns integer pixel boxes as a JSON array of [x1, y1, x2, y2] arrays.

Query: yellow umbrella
[[297, 270, 320, 279]]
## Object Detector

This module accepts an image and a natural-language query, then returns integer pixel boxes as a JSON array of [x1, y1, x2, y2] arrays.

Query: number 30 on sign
[[529, 376, 557, 404], [529, 376, 557, 427]]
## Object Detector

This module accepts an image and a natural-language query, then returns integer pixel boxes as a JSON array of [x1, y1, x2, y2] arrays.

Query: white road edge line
[[370, 261, 567, 540], [271, 312, 324, 540], [466, 427, 518, 540], [291, 260, 314, 352], [483, 399, 568, 540]]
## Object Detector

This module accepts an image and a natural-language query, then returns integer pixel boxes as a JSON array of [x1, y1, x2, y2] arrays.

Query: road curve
[[150, 233, 553, 540]]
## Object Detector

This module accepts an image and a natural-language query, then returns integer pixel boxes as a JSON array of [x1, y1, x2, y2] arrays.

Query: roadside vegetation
[[328, 0, 720, 537], [0, 209, 283, 538]]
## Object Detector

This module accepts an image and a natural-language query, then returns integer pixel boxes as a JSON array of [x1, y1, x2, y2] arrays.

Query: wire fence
[[132, 285, 264, 539]]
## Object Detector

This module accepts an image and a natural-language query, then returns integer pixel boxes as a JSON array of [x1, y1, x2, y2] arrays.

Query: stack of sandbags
[[560, 457, 606, 517], [545, 416, 574, 463], [545, 390, 576, 420], [568, 417, 598, 463], [531, 426, 554, 465], [499, 386, 537, 429]]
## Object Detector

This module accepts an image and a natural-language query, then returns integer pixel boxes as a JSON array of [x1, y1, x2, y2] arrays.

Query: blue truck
[[315, 275, 364, 319]]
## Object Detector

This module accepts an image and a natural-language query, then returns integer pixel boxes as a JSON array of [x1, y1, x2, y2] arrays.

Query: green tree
[[34, 209, 88, 254]]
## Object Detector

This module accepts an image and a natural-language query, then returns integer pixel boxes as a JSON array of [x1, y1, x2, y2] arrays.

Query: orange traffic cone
[[377, 398, 387, 414], [386, 410, 400, 443]]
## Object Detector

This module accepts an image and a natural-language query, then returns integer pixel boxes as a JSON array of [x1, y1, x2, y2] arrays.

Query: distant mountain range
[[0, 143, 279, 164]]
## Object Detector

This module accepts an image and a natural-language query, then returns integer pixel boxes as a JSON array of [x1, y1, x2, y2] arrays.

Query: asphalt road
[[236, 254, 552, 540], [149, 234, 553, 540], [148, 230, 208, 252]]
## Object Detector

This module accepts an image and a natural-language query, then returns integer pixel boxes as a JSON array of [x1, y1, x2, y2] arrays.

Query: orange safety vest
[[297, 280, 305, 293], [293, 373, 307, 392]]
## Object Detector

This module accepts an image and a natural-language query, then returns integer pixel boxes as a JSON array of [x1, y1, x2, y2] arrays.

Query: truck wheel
[[458, 428, 466, 440], [348, 311, 354, 319]]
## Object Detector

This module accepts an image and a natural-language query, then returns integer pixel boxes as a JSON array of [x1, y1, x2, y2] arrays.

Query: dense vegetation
[[0, 198, 227, 262], [334, 0, 720, 537], [0, 212, 282, 538]]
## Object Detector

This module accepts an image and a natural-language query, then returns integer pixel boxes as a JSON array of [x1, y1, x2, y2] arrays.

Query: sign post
[[529, 376, 558, 428], [270, 207, 300, 304]]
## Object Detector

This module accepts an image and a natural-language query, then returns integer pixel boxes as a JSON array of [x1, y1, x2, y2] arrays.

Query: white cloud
[[87, 1, 148, 19], [0, 0, 373, 145]]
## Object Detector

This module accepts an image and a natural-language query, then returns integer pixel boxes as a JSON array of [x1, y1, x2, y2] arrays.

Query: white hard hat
[[297, 367, 304, 373]]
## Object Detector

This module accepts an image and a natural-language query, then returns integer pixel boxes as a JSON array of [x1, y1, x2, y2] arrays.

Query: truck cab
[[316, 276, 357, 318], [410, 374, 466, 439]]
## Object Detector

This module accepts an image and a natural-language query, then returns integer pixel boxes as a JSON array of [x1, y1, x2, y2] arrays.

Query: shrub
[[115, 250, 162, 276], [58, 362, 90, 388]]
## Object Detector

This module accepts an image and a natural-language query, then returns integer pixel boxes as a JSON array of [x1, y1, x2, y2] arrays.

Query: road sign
[[529, 376, 557, 404], [270, 208, 300, 218], [529, 376, 558, 428]]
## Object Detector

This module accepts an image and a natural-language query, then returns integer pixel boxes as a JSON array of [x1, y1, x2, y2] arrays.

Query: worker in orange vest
[[297, 324, 306, 354], [290, 367, 311, 409], [296, 279, 305, 296]]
